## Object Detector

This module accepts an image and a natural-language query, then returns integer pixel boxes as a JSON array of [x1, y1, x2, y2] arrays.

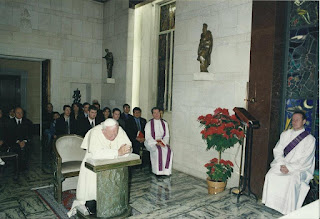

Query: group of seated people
[[43, 101, 153, 155], [43, 101, 173, 173], [0, 107, 33, 171], [0, 100, 173, 178]]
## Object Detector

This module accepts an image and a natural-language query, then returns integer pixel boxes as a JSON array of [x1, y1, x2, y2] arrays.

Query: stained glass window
[[290, 0, 319, 28], [160, 2, 176, 32], [157, 1, 175, 111], [287, 27, 318, 98], [283, 1, 319, 169]]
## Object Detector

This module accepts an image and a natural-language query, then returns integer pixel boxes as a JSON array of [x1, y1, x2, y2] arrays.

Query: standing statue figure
[[103, 49, 114, 78], [197, 23, 213, 72], [72, 88, 81, 103]]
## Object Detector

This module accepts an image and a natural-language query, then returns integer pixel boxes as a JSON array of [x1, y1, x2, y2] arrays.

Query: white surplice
[[144, 119, 173, 175], [67, 125, 131, 217], [262, 128, 315, 215]]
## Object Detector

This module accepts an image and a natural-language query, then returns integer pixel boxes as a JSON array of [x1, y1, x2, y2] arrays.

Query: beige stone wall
[[101, 0, 134, 111], [171, 0, 253, 187], [0, 59, 40, 124], [0, 0, 104, 111]]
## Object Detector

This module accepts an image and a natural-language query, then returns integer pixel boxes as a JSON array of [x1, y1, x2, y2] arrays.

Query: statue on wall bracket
[[103, 49, 114, 78], [72, 88, 81, 103], [197, 23, 213, 72]]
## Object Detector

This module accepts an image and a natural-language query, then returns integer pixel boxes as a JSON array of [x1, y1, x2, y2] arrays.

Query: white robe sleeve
[[285, 136, 315, 174], [84, 126, 132, 160], [144, 121, 157, 151], [270, 132, 287, 168]]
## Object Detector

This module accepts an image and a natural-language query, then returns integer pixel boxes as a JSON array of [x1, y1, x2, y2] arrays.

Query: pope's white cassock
[[144, 119, 173, 175], [262, 128, 315, 215], [67, 122, 131, 217]]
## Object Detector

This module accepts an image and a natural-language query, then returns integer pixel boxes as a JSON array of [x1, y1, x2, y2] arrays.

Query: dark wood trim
[[248, 1, 287, 198]]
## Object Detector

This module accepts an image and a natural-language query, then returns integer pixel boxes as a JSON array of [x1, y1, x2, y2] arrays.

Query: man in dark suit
[[43, 103, 54, 131], [113, 108, 126, 130], [55, 105, 77, 136], [120, 104, 133, 122], [83, 102, 90, 118], [93, 102, 104, 123], [125, 107, 147, 155], [6, 107, 33, 171], [77, 105, 100, 137]]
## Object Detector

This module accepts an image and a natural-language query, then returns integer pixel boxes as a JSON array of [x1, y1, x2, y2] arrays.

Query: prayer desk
[[79, 154, 141, 218]]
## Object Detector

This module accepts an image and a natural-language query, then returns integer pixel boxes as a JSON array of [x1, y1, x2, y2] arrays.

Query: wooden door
[[247, 1, 287, 198], [0, 75, 21, 114]]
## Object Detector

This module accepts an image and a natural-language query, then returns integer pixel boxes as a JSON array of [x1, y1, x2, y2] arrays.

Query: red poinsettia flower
[[210, 158, 218, 163]]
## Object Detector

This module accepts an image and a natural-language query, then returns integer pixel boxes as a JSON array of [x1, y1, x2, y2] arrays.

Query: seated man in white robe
[[262, 111, 315, 215], [68, 118, 132, 217], [144, 107, 173, 176]]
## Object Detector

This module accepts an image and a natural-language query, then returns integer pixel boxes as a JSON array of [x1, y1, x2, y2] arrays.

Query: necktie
[[18, 120, 21, 125], [91, 121, 94, 128], [135, 118, 141, 131], [66, 119, 70, 134]]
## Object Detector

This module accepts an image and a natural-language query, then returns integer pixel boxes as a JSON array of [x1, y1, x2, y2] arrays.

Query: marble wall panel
[[71, 19, 82, 37], [50, 15, 62, 33], [62, 0, 73, 14], [171, 0, 253, 184], [72, 0, 82, 15], [61, 17, 72, 35], [82, 21, 93, 39], [38, 0, 50, 9], [38, 12, 50, 31], [50, 0, 62, 11]]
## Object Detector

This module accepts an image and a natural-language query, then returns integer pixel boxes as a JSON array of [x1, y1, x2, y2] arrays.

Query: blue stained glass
[[287, 27, 318, 98], [284, 99, 313, 132]]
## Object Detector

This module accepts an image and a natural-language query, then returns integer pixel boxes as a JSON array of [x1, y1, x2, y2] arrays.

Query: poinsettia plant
[[198, 108, 244, 182], [205, 158, 234, 182], [198, 108, 244, 153]]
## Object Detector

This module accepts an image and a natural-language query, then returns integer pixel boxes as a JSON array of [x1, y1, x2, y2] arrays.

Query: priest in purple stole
[[144, 107, 173, 176], [262, 111, 315, 215]]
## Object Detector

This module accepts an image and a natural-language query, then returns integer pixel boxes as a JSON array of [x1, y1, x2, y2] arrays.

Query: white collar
[[293, 128, 305, 133]]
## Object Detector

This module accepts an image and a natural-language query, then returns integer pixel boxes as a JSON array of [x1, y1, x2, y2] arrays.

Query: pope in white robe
[[68, 119, 132, 217], [144, 107, 173, 175], [262, 112, 315, 215]]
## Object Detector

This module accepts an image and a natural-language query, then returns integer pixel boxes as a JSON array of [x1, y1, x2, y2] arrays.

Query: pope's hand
[[280, 165, 289, 174], [118, 144, 131, 156]]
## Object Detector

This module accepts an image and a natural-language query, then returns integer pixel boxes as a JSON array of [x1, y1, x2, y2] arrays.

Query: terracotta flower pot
[[206, 177, 226, 194]]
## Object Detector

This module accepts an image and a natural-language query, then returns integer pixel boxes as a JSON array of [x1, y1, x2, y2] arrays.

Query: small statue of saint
[[103, 49, 114, 78], [72, 88, 81, 103], [197, 23, 213, 72]]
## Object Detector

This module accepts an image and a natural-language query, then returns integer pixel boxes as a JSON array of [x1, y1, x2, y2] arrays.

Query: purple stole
[[150, 119, 171, 171], [284, 130, 309, 157]]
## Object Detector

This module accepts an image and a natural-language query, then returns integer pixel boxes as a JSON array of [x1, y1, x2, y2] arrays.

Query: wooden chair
[[53, 134, 85, 203]]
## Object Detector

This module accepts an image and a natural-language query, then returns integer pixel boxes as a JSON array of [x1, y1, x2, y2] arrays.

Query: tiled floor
[[0, 137, 282, 218]]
